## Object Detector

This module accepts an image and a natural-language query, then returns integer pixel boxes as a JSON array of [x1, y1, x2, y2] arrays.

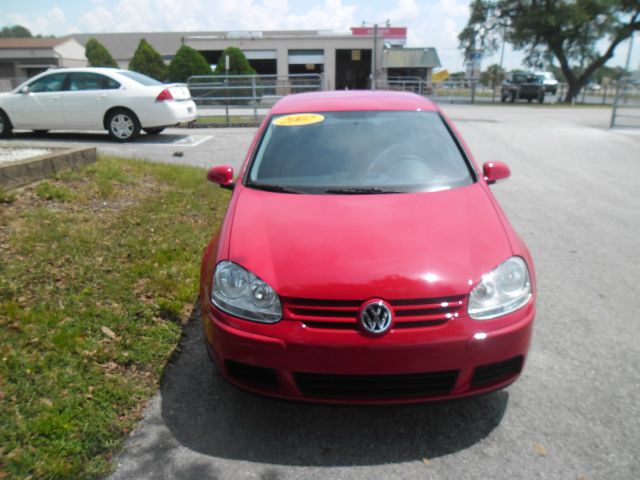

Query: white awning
[[288, 49, 324, 65], [243, 50, 277, 60]]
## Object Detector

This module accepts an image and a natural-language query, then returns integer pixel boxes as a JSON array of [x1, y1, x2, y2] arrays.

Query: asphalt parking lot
[[4, 106, 639, 479], [0, 127, 254, 172]]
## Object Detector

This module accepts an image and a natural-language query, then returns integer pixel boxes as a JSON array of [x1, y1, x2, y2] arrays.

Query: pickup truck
[[501, 73, 545, 103]]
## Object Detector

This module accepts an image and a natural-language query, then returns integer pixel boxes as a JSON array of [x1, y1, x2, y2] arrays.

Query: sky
[[1, 0, 638, 73]]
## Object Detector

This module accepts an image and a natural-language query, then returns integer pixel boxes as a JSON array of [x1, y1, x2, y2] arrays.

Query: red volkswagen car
[[200, 91, 535, 404]]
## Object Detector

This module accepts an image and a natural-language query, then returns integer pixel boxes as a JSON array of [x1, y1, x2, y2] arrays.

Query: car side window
[[66, 73, 121, 91], [102, 76, 121, 90], [27, 73, 67, 93], [68, 73, 102, 91]]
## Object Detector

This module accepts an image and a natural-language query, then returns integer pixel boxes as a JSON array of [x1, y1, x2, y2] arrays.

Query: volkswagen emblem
[[359, 300, 392, 335]]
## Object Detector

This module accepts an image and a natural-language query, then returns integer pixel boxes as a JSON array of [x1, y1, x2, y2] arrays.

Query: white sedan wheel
[[107, 110, 140, 142], [0, 111, 12, 138]]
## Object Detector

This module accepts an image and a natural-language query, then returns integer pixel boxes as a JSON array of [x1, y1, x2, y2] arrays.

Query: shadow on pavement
[[8, 131, 193, 145], [159, 305, 509, 467]]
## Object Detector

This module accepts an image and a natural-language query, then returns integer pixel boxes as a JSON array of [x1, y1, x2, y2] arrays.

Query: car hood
[[228, 184, 513, 300]]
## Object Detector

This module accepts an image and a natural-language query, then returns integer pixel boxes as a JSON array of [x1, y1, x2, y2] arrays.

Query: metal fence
[[610, 77, 640, 128], [187, 73, 324, 124], [375, 79, 516, 103], [374, 78, 625, 106]]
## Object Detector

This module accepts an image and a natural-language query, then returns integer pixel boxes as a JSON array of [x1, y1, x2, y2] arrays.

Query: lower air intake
[[294, 370, 459, 399], [225, 360, 278, 389], [471, 356, 524, 388]]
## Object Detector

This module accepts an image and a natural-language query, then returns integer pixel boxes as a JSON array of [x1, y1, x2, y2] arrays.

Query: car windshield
[[118, 71, 163, 86], [246, 111, 474, 194]]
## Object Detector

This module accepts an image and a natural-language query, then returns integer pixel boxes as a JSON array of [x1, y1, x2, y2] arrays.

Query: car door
[[62, 72, 121, 129], [5, 72, 67, 129]]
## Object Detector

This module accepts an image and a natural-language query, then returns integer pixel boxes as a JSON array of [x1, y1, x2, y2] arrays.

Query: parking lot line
[[150, 135, 213, 147]]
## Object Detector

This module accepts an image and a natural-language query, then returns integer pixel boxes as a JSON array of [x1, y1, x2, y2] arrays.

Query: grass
[[0, 156, 230, 479], [195, 115, 264, 125], [0, 187, 16, 204], [34, 181, 76, 202]]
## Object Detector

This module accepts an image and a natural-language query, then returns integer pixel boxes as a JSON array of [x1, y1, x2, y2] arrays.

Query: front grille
[[225, 360, 278, 389], [471, 356, 524, 388], [294, 370, 459, 399], [283, 296, 465, 330]]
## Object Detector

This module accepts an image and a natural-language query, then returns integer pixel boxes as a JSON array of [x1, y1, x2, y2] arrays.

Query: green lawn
[[0, 156, 229, 479], [195, 115, 264, 126]]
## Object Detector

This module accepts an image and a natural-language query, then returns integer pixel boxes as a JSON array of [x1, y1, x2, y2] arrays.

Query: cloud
[[3, 7, 68, 36], [78, 7, 114, 33], [68, 0, 356, 34], [380, 0, 420, 25]]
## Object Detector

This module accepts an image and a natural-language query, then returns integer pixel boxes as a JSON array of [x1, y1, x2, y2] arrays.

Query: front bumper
[[202, 300, 535, 404]]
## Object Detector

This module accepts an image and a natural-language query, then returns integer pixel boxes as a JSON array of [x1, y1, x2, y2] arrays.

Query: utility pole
[[494, 25, 506, 103], [372, 23, 378, 90], [225, 54, 230, 125], [624, 31, 635, 74]]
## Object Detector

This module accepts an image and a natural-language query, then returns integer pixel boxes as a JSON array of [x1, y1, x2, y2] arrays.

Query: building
[[184, 30, 386, 90], [0, 38, 86, 89], [69, 31, 197, 69], [383, 48, 442, 82], [70, 29, 441, 90], [0, 29, 440, 91]]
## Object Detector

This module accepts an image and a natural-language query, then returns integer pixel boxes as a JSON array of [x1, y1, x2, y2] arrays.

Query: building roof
[[0, 38, 69, 49], [68, 30, 371, 60], [382, 48, 441, 69], [67, 32, 192, 59]]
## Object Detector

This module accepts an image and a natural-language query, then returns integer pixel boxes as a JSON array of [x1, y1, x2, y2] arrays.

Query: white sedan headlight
[[212, 261, 282, 323], [468, 257, 532, 320]]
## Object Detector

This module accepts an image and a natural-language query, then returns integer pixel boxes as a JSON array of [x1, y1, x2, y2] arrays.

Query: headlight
[[468, 257, 532, 320], [212, 261, 282, 323]]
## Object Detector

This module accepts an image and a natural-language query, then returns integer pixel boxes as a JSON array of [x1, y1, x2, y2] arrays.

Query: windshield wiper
[[324, 187, 400, 194], [248, 183, 301, 194]]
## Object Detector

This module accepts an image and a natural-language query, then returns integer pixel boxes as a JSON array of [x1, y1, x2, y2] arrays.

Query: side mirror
[[19, 86, 30, 94], [207, 165, 234, 190], [482, 161, 510, 184]]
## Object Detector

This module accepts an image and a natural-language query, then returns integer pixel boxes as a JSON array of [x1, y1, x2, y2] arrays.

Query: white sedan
[[0, 68, 197, 141]]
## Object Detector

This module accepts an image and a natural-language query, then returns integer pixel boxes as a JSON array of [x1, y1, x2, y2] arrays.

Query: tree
[[85, 38, 118, 68], [213, 47, 256, 75], [592, 65, 626, 84], [213, 47, 257, 104], [168, 45, 211, 82], [459, 1, 640, 103], [128, 38, 167, 81], [481, 63, 505, 89], [0, 25, 32, 37]]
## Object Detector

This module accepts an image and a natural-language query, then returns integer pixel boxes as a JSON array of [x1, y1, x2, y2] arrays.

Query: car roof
[[38, 67, 123, 74], [270, 90, 439, 114]]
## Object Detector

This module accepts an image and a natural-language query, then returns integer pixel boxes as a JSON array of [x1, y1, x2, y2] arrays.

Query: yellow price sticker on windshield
[[273, 113, 325, 126]]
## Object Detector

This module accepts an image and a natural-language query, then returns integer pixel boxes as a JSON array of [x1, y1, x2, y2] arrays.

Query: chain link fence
[[610, 77, 640, 128], [374, 78, 625, 106], [187, 73, 324, 125]]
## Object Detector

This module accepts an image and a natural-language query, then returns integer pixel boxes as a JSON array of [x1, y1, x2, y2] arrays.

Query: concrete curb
[[0, 146, 96, 190]]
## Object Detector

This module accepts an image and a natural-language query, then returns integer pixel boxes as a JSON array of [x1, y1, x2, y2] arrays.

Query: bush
[[213, 47, 256, 76], [213, 47, 258, 105], [128, 39, 167, 81], [85, 38, 118, 68], [168, 45, 211, 83]]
